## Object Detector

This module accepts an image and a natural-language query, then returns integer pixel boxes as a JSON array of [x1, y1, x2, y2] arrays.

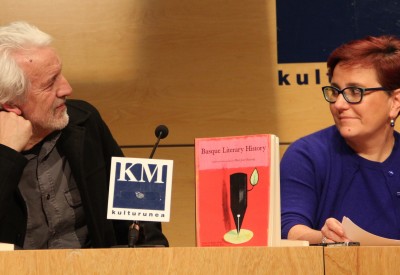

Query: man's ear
[[2, 103, 22, 115]]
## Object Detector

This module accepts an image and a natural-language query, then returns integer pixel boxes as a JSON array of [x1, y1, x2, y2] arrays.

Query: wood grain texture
[[324, 246, 400, 275], [75, 0, 279, 146], [0, 247, 324, 274]]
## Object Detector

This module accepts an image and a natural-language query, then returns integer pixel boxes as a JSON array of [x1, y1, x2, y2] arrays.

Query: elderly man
[[0, 21, 168, 249]]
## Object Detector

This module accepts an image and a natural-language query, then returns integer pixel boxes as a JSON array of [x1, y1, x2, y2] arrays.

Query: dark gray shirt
[[19, 132, 89, 249]]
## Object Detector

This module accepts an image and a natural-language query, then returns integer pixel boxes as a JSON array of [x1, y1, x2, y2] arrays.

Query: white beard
[[45, 108, 69, 130], [28, 107, 69, 133]]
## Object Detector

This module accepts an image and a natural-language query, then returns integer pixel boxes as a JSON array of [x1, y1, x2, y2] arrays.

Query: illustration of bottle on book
[[224, 168, 259, 244]]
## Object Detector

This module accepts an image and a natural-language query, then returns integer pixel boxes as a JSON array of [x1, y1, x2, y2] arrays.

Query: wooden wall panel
[[1, 1, 281, 147], [74, 0, 279, 146]]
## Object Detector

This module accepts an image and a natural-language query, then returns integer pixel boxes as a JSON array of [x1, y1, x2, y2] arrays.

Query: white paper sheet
[[342, 216, 400, 246]]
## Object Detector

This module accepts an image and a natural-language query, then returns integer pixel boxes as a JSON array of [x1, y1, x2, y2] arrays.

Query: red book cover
[[195, 134, 280, 247]]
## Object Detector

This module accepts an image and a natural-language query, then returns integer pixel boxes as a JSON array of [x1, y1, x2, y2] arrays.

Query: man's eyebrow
[[49, 65, 62, 78], [41, 71, 59, 87]]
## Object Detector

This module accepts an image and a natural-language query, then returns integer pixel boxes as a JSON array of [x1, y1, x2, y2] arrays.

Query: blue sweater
[[280, 126, 400, 240]]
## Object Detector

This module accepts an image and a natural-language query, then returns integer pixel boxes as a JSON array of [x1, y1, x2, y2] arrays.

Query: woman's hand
[[320, 217, 350, 243]]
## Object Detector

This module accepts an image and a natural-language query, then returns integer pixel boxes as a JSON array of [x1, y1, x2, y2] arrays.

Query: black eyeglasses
[[322, 86, 387, 104]]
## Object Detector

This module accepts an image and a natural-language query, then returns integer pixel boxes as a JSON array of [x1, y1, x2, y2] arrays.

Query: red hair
[[327, 35, 400, 93]]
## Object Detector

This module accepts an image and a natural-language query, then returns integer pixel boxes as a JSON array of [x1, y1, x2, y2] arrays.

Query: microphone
[[149, 125, 169, 159], [128, 124, 169, 247]]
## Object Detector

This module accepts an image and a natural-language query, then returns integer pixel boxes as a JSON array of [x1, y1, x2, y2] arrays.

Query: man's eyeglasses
[[322, 86, 387, 104]]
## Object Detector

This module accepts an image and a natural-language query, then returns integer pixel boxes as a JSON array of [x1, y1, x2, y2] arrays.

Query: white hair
[[0, 21, 52, 108]]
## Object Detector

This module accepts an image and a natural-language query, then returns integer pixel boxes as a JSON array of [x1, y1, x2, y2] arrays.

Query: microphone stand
[[127, 126, 168, 247], [127, 221, 140, 247], [149, 130, 163, 159]]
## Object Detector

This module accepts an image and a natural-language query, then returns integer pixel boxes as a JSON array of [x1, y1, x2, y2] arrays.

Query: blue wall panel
[[277, 0, 400, 63]]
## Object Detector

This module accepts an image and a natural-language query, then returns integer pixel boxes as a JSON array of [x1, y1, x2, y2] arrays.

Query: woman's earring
[[390, 119, 395, 127]]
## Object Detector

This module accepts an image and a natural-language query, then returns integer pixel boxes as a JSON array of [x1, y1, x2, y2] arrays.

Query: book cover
[[195, 134, 280, 247], [107, 157, 173, 222]]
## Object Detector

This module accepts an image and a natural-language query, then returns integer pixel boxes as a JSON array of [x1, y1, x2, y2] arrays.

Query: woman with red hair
[[281, 35, 400, 244]]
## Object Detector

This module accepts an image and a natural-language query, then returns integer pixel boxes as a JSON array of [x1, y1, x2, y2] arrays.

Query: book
[[195, 134, 281, 247], [107, 157, 173, 222]]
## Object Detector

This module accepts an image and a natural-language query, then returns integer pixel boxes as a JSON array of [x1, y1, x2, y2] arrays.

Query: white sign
[[107, 157, 173, 222]]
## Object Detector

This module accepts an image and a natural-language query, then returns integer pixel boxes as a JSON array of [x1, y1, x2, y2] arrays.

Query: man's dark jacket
[[0, 99, 168, 248]]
